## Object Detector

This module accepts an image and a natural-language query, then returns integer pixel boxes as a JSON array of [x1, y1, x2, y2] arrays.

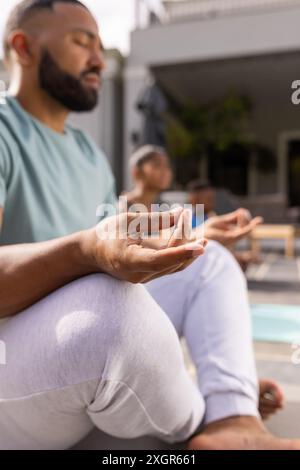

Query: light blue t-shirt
[[0, 96, 116, 245]]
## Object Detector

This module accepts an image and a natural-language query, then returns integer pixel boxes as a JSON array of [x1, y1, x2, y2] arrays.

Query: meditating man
[[0, 0, 292, 450]]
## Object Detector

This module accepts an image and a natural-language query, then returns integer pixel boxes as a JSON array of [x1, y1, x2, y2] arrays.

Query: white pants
[[0, 241, 258, 450]]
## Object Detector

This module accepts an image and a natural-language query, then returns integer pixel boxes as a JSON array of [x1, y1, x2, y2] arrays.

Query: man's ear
[[9, 31, 36, 67]]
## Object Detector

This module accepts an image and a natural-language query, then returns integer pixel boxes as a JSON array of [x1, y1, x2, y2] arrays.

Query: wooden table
[[250, 224, 296, 258]]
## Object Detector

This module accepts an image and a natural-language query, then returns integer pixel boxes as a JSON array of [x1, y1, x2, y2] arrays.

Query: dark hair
[[3, 0, 88, 60], [187, 179, 213, 193], [129, 145, 168, 170]]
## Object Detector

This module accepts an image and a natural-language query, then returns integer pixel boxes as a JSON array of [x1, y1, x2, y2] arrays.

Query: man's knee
[[55, 274, 182, 387], [94, 275, 184, 385]]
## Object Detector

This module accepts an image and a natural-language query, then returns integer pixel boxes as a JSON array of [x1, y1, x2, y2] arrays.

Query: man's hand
[[0, 208, 206, 318], [86, 209, 207, 284], [199, 209, 263, 247]]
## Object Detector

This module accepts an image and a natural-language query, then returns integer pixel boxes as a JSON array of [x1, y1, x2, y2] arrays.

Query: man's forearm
[[0, 230, 99, 318]]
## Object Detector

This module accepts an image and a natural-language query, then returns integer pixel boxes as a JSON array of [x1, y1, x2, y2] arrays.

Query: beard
[[39, 49, 99, 112]]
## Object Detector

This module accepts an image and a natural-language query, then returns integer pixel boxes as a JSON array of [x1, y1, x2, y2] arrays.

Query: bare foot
[[187, 416, 300, 450], [259, 378, 285, 420]]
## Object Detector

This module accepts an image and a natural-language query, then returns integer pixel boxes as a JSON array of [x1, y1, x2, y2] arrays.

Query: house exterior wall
[[130, 4, 300, 67], [124, 2, 300, 208]]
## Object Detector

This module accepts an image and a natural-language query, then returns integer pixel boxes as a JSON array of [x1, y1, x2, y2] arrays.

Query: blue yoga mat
[[251, 304, 300, 344]]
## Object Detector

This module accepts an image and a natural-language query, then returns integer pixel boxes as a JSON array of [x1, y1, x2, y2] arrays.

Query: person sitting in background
[[125, 146, 260, 250], [126, 145, 284, 421], [125, 145, 173, 210], [187, 181, 216, 228]]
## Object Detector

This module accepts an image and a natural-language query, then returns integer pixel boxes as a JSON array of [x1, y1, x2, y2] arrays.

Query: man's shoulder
[[0, 99, 17, 172], [0, 95, 18, 119], [0, 98, 17, 148], [0, 96, 25, 144], [0, 96, 14, 125]]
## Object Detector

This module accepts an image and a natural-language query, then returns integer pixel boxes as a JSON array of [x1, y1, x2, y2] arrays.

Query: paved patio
[[247, 253, 300, 438], [247, 253, 300, 305]]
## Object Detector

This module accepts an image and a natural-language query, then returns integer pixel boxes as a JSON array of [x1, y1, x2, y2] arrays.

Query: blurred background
[[2, 0, 300, 216], [2, 0, 300, 446]]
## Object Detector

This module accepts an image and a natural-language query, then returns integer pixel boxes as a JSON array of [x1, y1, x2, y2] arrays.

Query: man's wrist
[[74, 228, 102, 275]]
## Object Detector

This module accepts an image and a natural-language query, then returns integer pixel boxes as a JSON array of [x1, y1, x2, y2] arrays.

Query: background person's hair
[[3, 0, 88, 61], [130, 145, 168, 170], [187, 179, 213, 193]]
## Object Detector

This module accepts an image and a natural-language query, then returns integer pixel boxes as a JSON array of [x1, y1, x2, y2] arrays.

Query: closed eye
[[74, 39, 90, 49]]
